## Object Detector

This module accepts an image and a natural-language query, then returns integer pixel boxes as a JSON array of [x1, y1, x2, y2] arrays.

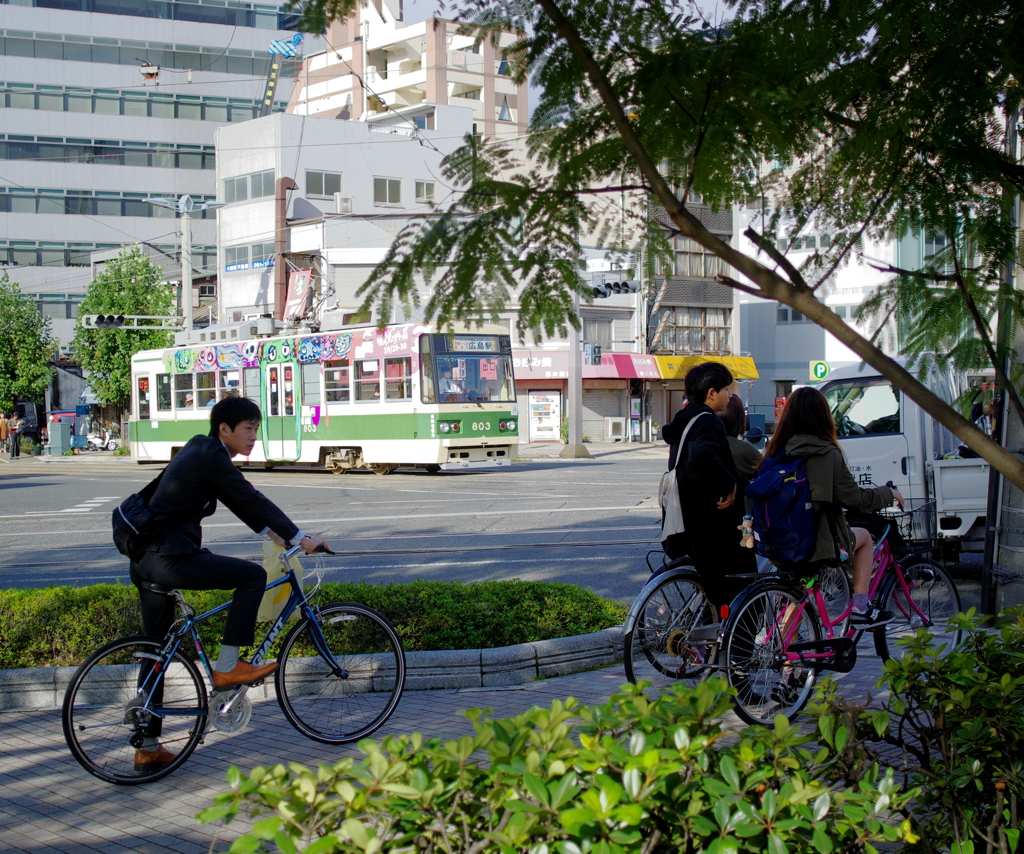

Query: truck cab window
[[825, 381, 900, 437]]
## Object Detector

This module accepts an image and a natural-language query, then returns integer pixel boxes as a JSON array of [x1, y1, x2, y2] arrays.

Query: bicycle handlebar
[[282, 542, 336, 559]]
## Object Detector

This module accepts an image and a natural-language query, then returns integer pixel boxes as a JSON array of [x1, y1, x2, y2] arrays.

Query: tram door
[[265, 363, 300, 460]]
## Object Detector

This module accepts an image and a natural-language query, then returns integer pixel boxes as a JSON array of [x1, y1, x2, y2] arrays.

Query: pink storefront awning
[[512, 351, 659, 380]]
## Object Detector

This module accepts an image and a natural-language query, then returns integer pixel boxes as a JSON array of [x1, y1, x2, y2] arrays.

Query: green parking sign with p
[[810, 361, 830, 381]]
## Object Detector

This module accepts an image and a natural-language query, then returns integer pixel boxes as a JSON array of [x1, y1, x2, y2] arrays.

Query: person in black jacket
[[129, 396, 328, 770], [662, 362, 756, 612]]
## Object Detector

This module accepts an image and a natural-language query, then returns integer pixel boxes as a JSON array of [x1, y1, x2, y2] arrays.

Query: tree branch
[[743, 226, 810, 291]]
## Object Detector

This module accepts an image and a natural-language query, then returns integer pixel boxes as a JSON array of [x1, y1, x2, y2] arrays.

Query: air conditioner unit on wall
[[335, 193, 353, 214], [605, 417, 627, 441]]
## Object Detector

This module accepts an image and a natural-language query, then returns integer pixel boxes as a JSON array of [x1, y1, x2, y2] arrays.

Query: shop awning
[[654, 355, 759, 380], [512, 351, 660, 380]]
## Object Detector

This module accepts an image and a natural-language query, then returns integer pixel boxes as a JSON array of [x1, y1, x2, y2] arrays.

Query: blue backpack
[[746, 454, 818, 564]]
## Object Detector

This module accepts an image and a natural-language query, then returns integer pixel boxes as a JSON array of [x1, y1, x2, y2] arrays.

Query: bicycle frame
[[135, 549, 346, 721], [766, 530, 937, 671]]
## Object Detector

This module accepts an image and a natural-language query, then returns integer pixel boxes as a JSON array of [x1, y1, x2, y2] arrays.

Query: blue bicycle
[[62, 545, 406, 785]]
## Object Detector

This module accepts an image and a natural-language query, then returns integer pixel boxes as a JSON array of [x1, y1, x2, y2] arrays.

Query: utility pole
[[561, 289, 591, 459], [145, 195, 225, 330]]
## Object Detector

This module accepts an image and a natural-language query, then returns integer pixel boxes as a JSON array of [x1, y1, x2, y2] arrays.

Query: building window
[[306, 170, 342, 197], [776, 380, 794, 399], [670, 236, 729, 278], [224, 169, 273, 204], [582, 317, 613, 348], [415, 181, 435, 203], [655, 306, 732, 354], [413, 111, 435, 130], [373, 177, 402, 206], [225, 245, 249, 272], [250, 241, 275, 268], [497, 96, 512, 122], [455, 87, 482, 100]]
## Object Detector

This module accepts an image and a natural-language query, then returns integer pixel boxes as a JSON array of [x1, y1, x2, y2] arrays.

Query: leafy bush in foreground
[[814, 609, 1024, 854], [0, 579, 626, 669], [199, 679, 916, 854]]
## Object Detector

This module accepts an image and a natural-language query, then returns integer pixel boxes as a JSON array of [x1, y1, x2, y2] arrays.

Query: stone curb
[[0, 627, 625, 711]]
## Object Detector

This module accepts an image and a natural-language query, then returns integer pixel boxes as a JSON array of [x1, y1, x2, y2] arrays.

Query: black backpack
[[111, 471, 166, 561]]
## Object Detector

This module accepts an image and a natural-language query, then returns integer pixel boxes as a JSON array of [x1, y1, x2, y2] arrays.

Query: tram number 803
[[472, 421, 491, 431]]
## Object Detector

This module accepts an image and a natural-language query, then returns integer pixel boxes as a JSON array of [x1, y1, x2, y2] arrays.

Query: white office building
[[0, 0, 311, 347]]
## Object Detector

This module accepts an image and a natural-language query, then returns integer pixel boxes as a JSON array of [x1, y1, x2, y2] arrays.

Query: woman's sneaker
[[850, 606, 894, 628]]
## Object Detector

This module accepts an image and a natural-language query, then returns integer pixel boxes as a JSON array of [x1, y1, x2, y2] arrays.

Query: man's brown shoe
[[134, 746, 176, 772], [212, 659, 279, 688]]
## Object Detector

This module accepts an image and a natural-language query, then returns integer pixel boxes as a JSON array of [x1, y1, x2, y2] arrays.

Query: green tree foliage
[[71, 245, 175, 409], [286, 0, 1024, 487], [0, 271, 56, 411]]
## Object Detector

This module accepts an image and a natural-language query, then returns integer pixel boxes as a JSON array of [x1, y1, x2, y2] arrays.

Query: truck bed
[[930, 457, 989, 539]]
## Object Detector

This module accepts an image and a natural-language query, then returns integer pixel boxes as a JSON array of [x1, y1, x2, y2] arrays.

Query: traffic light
[[93, 314, 126, 328], [607, 279, 641, 294], [590, 274, 640, 298]]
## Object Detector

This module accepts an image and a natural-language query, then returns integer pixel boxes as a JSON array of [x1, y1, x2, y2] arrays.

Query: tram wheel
[[425, 464, 442, 474], [369, 464, 397, 476]]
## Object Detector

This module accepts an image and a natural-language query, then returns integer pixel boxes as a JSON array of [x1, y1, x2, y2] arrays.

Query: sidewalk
[[0, 655, 886, 853]]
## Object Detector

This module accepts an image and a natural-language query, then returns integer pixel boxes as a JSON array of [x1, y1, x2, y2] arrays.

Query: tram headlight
[[440, 422, 451, 433]]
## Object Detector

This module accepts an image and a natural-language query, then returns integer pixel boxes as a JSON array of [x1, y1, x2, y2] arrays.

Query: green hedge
[[0, 580, 627, 670]]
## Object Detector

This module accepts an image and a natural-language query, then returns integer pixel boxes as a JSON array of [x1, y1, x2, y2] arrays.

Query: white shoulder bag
[[659, 412, 708, 541]]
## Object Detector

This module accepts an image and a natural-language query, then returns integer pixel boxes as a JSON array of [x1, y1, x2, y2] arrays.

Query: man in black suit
[[129, 396, 328, 770]]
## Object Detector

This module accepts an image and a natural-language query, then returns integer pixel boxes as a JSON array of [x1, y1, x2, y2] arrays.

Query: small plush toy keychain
[[738, 515, 755, 548]]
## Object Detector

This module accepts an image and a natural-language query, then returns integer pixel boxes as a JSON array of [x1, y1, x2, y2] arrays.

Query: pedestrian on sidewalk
[[7, 413, 21, 458], [0, 412, 7, 453]]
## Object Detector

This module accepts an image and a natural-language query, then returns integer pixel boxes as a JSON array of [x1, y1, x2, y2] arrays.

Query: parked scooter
[[85, 429, 120, 452]]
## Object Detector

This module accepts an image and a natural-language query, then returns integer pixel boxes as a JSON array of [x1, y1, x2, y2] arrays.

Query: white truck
[[818, 361, 989, 557]]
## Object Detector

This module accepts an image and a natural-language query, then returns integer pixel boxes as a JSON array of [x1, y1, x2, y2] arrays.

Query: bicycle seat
[[139, 580, 176, 596]]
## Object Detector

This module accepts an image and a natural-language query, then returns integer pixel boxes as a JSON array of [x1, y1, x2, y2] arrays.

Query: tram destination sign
[[450, 336, 500, 352]]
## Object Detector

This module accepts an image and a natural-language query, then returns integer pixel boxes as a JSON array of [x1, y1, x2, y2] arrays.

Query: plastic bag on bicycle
[[258, 541, 303, 622]]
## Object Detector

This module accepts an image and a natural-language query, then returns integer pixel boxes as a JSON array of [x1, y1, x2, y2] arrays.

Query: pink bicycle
[[720, 499, 962, 725]]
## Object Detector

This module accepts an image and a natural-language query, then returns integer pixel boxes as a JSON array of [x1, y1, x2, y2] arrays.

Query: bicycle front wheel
[[817, 564, 852, 635], [276, 602, 406, 744], [724, 584, 820, 726], [624, 570, 717, 696], [874, 557, 962, 661], [62, 635, 207, 785]]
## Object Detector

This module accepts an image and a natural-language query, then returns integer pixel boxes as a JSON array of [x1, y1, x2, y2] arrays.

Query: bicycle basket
[[879, 498, 937, 553]]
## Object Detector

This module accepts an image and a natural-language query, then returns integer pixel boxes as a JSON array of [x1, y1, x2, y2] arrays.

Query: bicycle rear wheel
[[624, 570, 717, 696], [276, 602, 406, 745], [62, 635, 207, 785], [874, 557, 962, 661], [724, 584, 820, 726]]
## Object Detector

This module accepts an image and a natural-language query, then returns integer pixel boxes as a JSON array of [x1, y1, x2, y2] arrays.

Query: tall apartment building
[[287, 0, 528, 140], [0, 0, 309, 346]]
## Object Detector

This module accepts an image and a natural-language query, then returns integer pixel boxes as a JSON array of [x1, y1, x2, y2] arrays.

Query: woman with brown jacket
[[763, 387, 904, 627]]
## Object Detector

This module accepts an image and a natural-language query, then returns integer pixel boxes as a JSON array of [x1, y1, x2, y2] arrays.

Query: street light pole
[[145, 194, 225, 330]]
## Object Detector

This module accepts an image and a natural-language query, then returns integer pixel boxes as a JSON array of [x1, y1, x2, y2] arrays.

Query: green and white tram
[[128, 322, 519, 473]]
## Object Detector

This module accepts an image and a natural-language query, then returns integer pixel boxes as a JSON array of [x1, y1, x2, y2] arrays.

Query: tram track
[[0, 535, 660, 572]]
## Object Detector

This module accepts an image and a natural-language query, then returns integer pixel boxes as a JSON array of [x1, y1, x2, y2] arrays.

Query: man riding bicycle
[[129, 396, 328, 770]]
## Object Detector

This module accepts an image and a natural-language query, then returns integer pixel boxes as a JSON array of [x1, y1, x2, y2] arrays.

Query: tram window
[[196, 371, 217, 408], [174, 374, 194, 409], [137, 376, 151, 420], [156, 374, 172, 411], [384, 357, 411, 400], [242, 367, 260, 405], [324, 360, 350, 403], [301, 363, 322, 406], [355, 359, 380, 401], [219, 369, 240, 400], [283, 365, 295, 415], [420, 338, 435, 403]]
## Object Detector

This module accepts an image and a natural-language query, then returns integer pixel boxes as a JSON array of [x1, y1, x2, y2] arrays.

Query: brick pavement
[[0, 644, 888, 853]]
